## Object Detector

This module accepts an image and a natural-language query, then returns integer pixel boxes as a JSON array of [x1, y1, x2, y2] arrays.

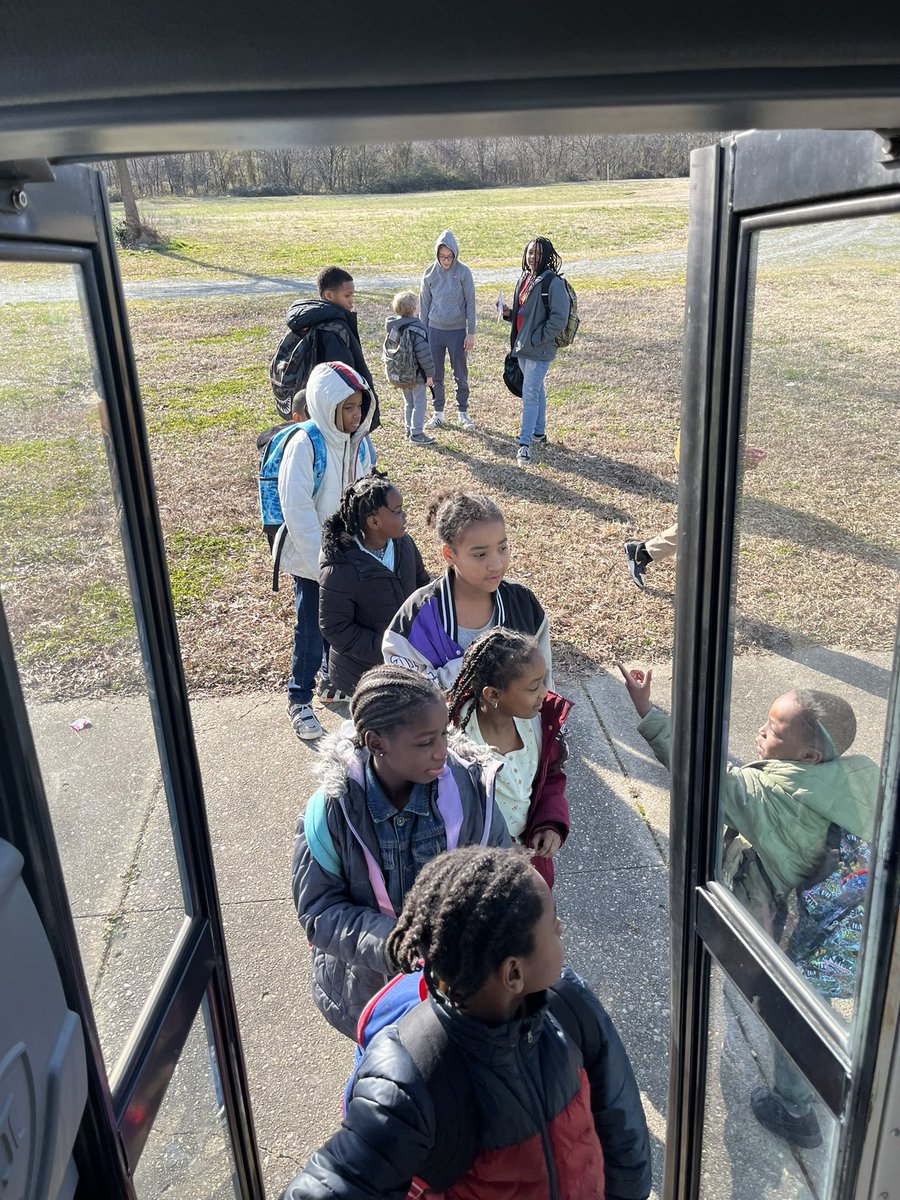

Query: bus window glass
[[713, 213, 900, 1029], [0, 258, 190, 1072]]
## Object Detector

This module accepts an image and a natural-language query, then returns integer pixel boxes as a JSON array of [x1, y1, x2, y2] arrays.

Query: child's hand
[[463, 335, 474, 351], [502, 304, 511, 320], [530, 828, 562, 858], [616, 662, 654, 718], [425, 376, 434, 388]]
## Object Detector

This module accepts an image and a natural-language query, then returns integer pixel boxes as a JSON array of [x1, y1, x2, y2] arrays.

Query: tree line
[[104, 133, 722, 199]]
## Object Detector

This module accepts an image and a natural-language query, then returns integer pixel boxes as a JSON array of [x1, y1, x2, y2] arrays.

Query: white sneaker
[[424, 414, 445, 430], [457, 412, 475, 431], [287, 702, 324, 740]]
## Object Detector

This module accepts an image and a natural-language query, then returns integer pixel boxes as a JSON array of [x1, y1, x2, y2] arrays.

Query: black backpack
[[269, 313, 351, 419]]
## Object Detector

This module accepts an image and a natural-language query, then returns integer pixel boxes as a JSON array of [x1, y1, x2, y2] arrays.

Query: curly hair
[[386, 846, 543, 1005], [350, 664, 445, 747], [320, 470, 398, 560], [425, 490, 504, 549], [447, 627, 540, 731], [521, 236, 562, 276]]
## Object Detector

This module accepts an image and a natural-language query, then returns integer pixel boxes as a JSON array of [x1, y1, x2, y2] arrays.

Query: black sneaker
[[317, 679, 352, 704], [532, 432, 547, 444], [624, 540, 652, 590], [750, 1087, 823, 1149]]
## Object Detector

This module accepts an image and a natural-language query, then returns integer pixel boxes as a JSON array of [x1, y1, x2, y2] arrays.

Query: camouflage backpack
[[382, 322, 421, 387]]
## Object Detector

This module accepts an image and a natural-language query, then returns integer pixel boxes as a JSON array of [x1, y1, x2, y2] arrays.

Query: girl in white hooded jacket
[[275, 361, 375, 739]]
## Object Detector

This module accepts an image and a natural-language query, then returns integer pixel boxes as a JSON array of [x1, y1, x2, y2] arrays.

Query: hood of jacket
[[434, 229, 459, 262], [304, 360, 374, 454], [286, 297, 359, 335], [384, 313, 421, 335]]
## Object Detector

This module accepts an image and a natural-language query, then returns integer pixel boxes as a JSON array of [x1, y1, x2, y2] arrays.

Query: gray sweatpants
[[428, 325, 469, 412], [402, 382, 428, 436]]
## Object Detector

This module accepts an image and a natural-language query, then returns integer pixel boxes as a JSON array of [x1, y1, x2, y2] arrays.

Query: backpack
[[382, 322, 421, 387], [541, 274, 580, 348], [787, 826, 870, 1000], [257, 420, 370, 591], [269, 317, 351, 418]]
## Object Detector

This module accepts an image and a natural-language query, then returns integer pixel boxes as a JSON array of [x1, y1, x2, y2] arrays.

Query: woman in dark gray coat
[[319, 473, 430, 698]]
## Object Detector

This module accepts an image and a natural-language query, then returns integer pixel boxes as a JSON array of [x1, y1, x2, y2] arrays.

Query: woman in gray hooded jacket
[[503, 236, 570, 466]]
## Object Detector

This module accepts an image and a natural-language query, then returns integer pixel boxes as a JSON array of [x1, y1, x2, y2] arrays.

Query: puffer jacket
[[292, 734, 511, 1039], [275, 362, 375, 579], [638, 706, 879, 919], [319, 533, 430, 696], [280, 967, 652, 1200]]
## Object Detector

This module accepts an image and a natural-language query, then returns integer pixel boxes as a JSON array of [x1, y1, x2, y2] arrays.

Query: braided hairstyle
[[350, 664, 445, 748], [426, 490, 504, 550], [320, 470, 397, 560], [447, 627, 540, 731], [521, 236, 562, 276], [386, 846, 543, 1005]]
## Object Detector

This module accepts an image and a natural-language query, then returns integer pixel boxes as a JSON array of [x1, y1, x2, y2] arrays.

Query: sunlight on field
[[1, 189, 898, 698]]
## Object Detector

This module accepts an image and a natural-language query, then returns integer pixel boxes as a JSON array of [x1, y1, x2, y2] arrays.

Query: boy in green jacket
[[618, 663, 879, 1146]]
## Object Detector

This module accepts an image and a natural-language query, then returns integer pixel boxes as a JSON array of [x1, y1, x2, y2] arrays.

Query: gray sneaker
[[516, 445, 532, 466], [409, 432, 436, 446], [287, 702, 324, 740], [458, 411, 475, 431], [424, 414, 445, 430]]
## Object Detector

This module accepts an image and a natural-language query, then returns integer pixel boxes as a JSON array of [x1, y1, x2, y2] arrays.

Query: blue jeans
[[519, 357, 550, 445], [288, 575, 323, 706]]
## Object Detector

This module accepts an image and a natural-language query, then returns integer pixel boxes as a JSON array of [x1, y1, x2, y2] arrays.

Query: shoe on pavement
[[317, 679, 352, 704], [409, 432, 436, 446], [624, 540, 652, 591], [458, 412, 475, 431], [532, 432, 547, 443], [516, 445, 532, 466], [287, 702, 324, 741], [750, 1088, 822, 1149], [424, 414, 445, 430]]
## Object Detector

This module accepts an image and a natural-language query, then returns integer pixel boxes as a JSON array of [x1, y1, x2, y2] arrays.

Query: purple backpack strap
[[341, 758, 396, 919]]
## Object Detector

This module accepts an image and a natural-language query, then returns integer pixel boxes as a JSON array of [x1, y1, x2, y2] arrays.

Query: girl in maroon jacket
[[447, 627, 571, 885]]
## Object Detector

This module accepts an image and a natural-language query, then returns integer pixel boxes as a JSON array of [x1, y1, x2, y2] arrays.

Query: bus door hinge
[[0, 159, 55, 213]]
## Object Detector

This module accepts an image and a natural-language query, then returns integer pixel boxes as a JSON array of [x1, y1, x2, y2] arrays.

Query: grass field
[[1, 185, 898, 700]]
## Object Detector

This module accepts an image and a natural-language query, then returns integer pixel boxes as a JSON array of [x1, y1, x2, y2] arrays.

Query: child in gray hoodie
[[420, 230, 477, 431]]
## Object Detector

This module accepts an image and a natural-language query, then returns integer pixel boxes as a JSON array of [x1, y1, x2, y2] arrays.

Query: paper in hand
[[496, 291, 504, 320]]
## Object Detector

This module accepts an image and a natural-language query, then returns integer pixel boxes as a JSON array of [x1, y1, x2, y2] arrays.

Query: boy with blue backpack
[[259, 362, 376, 740]]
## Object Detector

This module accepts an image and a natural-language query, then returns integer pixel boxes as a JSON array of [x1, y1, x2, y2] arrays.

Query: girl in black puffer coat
[[319, 472, 430, 697]]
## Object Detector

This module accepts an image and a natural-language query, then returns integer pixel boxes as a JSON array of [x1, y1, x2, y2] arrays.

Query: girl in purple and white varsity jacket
[[292, 665, 510, 1039], [381, 491, 552, 691]]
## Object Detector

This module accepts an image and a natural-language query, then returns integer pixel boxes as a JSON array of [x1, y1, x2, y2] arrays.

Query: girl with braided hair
[[292, 665, 511, 1040], [447, 627, 572, 886], [501, 235, 570, 466], [281, 847, 652, 1200], [382, 489, 552, 690], [318, 472, 429, 699]]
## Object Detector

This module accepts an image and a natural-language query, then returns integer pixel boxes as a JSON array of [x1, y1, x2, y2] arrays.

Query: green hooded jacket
[[637, 707, 879, 920]]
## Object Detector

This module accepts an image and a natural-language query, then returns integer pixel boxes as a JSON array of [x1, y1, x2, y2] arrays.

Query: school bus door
[[666, 129, 900, 1200]]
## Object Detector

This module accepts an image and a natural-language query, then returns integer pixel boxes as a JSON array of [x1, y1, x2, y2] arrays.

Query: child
[[280, 846, 652, 1200], [447, 627, 571, 886], [279, 265, 380, 428], [383, 289, 435, 445], [291, 666, 511, 1039], [276, 361, 376, 740], [318, 472, 430, 699], [618, 664, 878, 1147], [420, 230, 477, 431], [382, 490, 551, 690]]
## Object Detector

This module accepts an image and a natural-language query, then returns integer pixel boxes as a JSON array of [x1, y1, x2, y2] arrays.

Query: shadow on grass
[[153, 249, 313, 290]]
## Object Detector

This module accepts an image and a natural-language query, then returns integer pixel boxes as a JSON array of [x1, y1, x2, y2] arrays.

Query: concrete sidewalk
[[24, 642, 893, 1197]]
